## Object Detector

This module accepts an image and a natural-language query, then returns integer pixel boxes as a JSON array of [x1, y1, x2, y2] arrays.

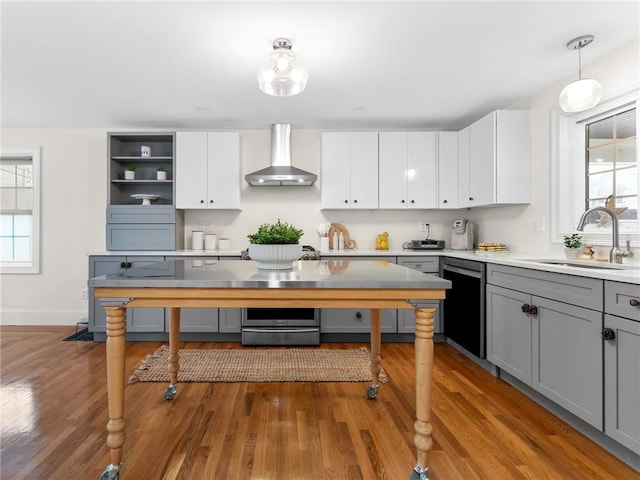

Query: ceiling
[[2, 1, 639, 131]]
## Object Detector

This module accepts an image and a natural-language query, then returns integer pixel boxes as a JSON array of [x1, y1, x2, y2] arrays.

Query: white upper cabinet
[[379, 132, 437, 209], [437, 132, 459, 209], [459, 110, 531, 208], [176, 132, 241, 209], [321, 132, 378, 209]]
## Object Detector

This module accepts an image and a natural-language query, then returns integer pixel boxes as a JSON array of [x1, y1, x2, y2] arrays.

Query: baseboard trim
[[0, 309, 87, 326]]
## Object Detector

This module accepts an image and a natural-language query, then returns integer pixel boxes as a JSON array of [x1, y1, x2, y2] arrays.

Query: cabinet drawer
[[107, 224, 176, 250], [605, 281, 640, 321], [107, 205, 175, 224], [487, 264, 603, 311], [398, 257, 439, 273]]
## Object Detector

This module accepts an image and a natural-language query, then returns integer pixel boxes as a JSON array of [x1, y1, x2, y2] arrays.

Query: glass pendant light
[[257, 38, 308, 97], [559, 35, 603, 113]]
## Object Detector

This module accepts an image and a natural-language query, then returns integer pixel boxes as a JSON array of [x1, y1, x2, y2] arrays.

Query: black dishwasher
[[440, 258, 486, 358]]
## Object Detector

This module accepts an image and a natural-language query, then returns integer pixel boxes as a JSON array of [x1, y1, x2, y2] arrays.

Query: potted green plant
[[156, 166, 166, 180], [124, 165, 136, 180], [563, 233, 582, 259], [247, 219, 304, 269]]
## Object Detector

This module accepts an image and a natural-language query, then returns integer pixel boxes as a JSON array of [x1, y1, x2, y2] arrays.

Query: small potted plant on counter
[[156, 166, 167, 180], [247, 219, 304, 269], [563, 233, 582, 259], [124, 165, 136, 180]]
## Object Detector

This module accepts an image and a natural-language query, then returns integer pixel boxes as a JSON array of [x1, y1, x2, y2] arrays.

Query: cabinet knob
[[355, 311, 362, 320], [528, 305, 538, 315], [353, 199, 358, 204], [120, 262, 127, 269], [602, 328, 616, 341], [401, 200, 405, 203], [410, 200, 415, 204], [209, 200, 214, 204], [521, 304, 537, 314], [200, 200, 204, 204], [344, 199, 349, 204], [469, 197, 474, 201], [443, 199, 448, 204], [630, 299, 639, 307], [521, 303, 530, 312]]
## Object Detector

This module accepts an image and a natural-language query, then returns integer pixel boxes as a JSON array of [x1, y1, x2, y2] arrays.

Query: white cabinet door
[[321, 132, 378, 209], [437, 132, 459, 208], [321, 132, 351, 208], [207, 132, 240, 209], [349, 132, 378, 208], [407, 132, 437, 208], [379, 132, 436, 209], [176, 132, 240, 209], [457, 126, 471, 207], [469, 111, 495, 207], [379, 132, 407, 208], [176, 132, 209, 209]]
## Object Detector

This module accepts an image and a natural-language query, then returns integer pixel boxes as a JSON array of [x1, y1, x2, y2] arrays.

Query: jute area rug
[[129, 345, 388, 384]]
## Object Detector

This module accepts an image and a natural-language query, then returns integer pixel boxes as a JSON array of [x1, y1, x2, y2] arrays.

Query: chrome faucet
[[576, 206, 633, 263]]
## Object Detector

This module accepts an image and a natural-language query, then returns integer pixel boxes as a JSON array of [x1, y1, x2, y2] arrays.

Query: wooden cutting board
[[328, 223, 357, 249]]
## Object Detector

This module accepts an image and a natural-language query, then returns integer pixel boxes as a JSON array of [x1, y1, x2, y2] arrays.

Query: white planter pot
[[248, 244, 303, 270], [564, 247, 582, 259], [124, 170, 135, 180], [157, 171, 167, 180]]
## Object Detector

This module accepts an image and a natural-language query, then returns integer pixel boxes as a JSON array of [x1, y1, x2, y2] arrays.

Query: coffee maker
[[451, 219, 474, 250]]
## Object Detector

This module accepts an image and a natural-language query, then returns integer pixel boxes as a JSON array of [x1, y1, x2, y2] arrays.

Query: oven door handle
[[242, 328, 319, 334], [442, 265, 483, 279]]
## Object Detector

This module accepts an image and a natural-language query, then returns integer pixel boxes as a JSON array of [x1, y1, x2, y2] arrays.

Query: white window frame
[[551, 88, 639, 248], [0, 146, 41, 274]]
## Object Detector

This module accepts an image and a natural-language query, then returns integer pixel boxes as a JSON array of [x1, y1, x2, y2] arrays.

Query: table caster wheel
[[366, 384, 378, 399], [410, 465, 429, 480], [164, 384, 176, 400], [100, 467, 119, 479]]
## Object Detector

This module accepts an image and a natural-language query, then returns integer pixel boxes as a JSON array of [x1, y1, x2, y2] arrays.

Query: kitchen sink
[[518, 259, 640, 270]]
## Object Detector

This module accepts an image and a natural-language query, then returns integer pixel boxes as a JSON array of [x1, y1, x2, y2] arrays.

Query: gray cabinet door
[[532, 296, 603, 429], [320, 308, 397, 333], [486, 284, 532, 384], [604, 314, 640, 452], [89, 256, 126, 332], [219, 308, 242, 333], [125, 257, 166, 332]]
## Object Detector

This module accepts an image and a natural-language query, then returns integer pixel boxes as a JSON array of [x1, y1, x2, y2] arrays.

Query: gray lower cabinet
[[486, 264, 604, 429], [320, 256, 397, 333], [397, 257, 441, 334], [88, 255, 166, 333], [604, 281, 640, 453]]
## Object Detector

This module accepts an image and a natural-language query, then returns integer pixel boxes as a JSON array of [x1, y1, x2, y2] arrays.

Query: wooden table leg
[[104, 306, 126, 478], [368, 308, 382, 399], [412, 307, 435, 480], [165, 308, 181, 400]]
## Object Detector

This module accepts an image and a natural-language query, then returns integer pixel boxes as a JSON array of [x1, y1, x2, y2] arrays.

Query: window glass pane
[[16, 165, 32, 188], [1, 188, 16, 210], [0, 165, 16, 187], [0, 215, 13, 235], [14, 215, 31, 236], [13, 237, 30, 260], [16, 189, 32, 211], [0, 237, 14, 260]]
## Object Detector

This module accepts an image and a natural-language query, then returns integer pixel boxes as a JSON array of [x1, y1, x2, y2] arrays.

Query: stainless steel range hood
[[245, 124, 317, 186]]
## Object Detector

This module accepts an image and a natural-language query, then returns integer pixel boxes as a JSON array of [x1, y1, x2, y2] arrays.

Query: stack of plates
[[475, 242, 509, 255]]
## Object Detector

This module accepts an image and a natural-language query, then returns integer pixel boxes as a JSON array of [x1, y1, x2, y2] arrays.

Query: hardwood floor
[[0, 326, 636, 479]]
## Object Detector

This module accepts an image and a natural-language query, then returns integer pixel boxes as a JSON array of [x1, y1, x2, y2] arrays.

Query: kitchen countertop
[[89, 248, 640, 284]]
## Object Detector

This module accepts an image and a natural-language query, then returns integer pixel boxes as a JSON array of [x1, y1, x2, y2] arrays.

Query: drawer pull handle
[[630, 299, 639, 307], [602, 328, 616, 341]]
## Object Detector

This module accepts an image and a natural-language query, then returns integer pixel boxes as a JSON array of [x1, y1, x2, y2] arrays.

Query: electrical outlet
[[418, 222, 429, 232], [81, 288, 88, 300], [533, 218, 545, 232]]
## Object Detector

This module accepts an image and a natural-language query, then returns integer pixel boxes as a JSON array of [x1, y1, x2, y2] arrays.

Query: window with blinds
[[586, 108, 637, 220], [0, 147, 40, 273]]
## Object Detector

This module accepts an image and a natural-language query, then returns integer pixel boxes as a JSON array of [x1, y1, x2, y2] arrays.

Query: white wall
[[1, 38, 637, 325]]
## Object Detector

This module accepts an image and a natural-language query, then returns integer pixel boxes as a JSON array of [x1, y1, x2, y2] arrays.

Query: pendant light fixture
[[257, 38, 308, 96], [559, 35, 603, 113]]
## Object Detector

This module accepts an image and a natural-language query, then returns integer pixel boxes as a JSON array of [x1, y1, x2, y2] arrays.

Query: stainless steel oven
[[441, 257, 486, 358], [241, 245, 320, 346]]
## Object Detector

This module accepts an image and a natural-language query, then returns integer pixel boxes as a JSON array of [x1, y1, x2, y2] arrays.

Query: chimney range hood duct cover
[[245, 124, 317, 186]]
